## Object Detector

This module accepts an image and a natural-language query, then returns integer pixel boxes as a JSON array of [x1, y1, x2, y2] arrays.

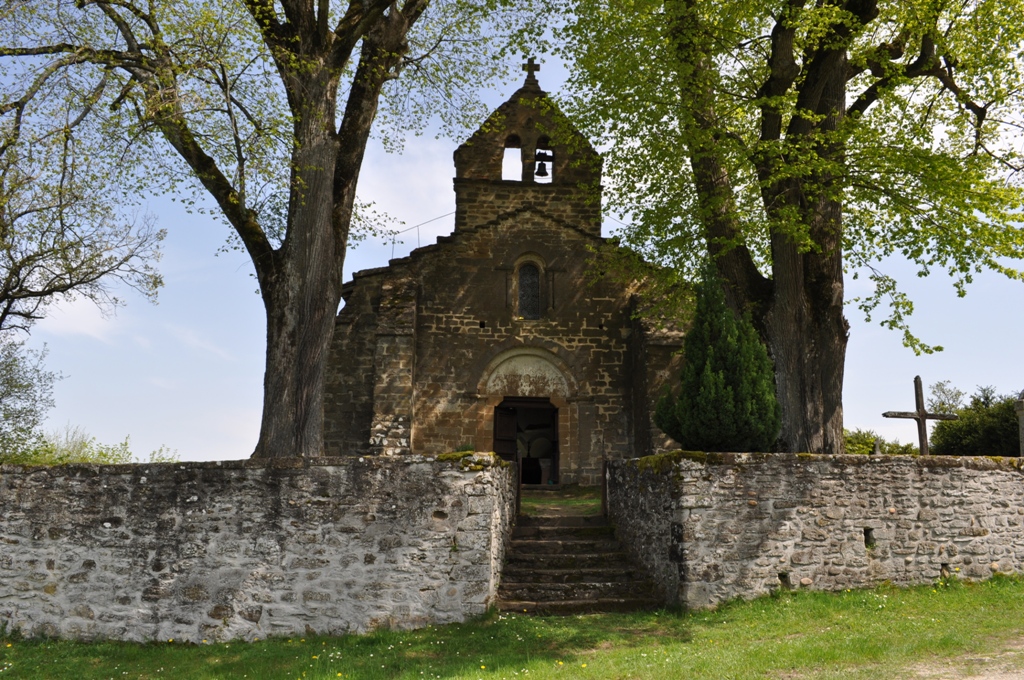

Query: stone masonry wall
[[0, 454, 514, 642], [608, 452, 1024, 610], [411, 211, 634, 477]]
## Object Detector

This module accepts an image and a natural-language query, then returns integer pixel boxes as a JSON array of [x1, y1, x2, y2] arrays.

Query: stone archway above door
[[479, 347, 575, 399]]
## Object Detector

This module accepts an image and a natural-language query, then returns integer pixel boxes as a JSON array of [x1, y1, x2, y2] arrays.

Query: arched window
[[534, 137, 553, 184], [502, 135, 522, 181], [518, 263, 541, 319]]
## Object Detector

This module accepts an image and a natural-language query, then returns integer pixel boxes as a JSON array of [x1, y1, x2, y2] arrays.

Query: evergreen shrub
[[655, 266, 779, 451]]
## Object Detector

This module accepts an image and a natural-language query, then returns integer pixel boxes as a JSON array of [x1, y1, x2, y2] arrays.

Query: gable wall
[[324, 204, 674, 483], [410, 212, 635, 484], [453, 180, 602, 236]]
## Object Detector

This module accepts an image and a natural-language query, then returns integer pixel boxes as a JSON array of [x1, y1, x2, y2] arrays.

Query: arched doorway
[[477, 347, 575, 486], [494, 397, 558, 484]]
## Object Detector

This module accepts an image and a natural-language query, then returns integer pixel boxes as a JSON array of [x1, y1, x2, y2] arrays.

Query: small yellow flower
[[168, 639, 174, 643], [5, 644, 11, 648], [481, 665, 486, 669], [581, 663, 587, 668], [313, 655, 319, 659], [557, 661, 563, 666]]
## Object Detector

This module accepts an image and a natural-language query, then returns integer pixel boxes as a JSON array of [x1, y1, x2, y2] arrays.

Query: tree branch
[[756, 0, 803, 143]]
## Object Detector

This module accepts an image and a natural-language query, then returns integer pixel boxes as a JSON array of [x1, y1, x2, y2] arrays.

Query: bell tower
[[452, 59, 603, 235]]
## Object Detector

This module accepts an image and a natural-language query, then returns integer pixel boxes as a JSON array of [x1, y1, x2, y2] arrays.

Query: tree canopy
[[556, 0, 1024, 452], [1, 0, 543, 457]]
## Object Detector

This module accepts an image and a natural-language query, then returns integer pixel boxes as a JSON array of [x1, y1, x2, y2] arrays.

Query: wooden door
[[493, 406, 518, 461]]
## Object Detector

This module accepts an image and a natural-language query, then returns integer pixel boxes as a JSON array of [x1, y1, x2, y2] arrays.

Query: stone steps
[[498, 597, 662, 616], [506, 538, 623, 554], [499, 580, 656, 601], [512, 524, 616, 540], [501, 566, 643, 583], [498, 511, 659, 614], [504, 551, 633, 570], [516, 514, 610, 528]]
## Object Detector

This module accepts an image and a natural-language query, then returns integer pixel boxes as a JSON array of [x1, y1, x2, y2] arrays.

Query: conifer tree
[[656, 267, 779, 452]]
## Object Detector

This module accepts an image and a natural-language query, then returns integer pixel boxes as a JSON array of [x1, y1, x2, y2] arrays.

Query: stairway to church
[[497, 502, 661, 615]]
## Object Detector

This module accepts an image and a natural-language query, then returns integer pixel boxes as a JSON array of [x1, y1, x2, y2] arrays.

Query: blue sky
[[24, 65, 1024, 461]]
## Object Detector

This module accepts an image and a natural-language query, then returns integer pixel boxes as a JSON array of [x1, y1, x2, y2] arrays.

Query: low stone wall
[[0, 453, 515, 642], [607, 452, 1024, 610]]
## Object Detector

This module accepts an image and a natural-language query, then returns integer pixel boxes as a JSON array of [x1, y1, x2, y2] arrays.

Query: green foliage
[[9, 425, 134, 465], [655, 267, 779, 451], [844, 428, 918, 456], [930, 385, 1021, 457], [0, 0, 552, 457], [2, 424, 179, 466], [556, 0, 1024, 353], [0, 340, 55, 459]]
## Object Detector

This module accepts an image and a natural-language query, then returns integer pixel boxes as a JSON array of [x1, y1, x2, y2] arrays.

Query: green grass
[[3, 576, 1024, 679], [519, 486, 602, 516]]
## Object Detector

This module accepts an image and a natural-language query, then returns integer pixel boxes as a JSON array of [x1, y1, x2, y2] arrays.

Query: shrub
[[3, 424, 179, 465], [655, 266, 779, 451], [930, 385, 1020, 457], [844, 428, 918, 455]]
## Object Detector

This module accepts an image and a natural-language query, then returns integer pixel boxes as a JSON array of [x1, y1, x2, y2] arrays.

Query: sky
[[24, 63, 1024, 462]]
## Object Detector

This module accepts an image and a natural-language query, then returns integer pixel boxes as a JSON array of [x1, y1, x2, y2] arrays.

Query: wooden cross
[[523, 57, 541, 75], [882, 375, 958, 456]]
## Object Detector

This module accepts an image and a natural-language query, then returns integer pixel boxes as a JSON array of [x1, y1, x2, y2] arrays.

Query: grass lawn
[[518, 486, 601, 516], [3, 575, 1024, 679]]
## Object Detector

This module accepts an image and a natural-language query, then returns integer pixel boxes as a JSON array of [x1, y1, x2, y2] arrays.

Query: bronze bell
[[534, 150, 553, 178]]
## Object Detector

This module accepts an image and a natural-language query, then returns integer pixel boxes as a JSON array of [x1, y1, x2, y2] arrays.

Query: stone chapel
[[323, 65, 683, 485]]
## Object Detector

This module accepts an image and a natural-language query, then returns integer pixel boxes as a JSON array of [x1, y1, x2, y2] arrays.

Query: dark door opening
[[493, 397, 558, 485]]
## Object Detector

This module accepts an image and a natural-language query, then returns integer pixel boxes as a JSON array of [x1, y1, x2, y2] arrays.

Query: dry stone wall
[[607, 452, 1024, 610], [0, 454, 514, 642]]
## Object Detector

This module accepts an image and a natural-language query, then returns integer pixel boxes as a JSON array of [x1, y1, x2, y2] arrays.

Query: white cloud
[[148, 377, 180, 391], [34, 298, 122, 343], [163, 323, 235, 361]]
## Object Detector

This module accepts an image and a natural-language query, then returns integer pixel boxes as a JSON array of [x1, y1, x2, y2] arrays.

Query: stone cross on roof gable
[[882, 375, 958, 456], [522, 57, 541, 88]]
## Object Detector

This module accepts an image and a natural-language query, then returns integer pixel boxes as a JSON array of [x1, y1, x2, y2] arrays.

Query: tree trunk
[[764, 232, 848, 453], [252, 76, 345, 459], [249, 15, 403, 458]]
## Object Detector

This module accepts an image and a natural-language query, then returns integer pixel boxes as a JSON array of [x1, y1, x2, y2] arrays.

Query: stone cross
[[523, 57, 541, 75], [882, 375, 958, 456]]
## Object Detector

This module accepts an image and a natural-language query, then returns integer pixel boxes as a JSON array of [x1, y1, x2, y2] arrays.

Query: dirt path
[[912, 638, 1024, 679]]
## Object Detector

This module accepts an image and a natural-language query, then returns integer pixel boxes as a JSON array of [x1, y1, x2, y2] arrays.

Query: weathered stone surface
[[607, 453, 1024, 609], [0, 455, 515, 642]]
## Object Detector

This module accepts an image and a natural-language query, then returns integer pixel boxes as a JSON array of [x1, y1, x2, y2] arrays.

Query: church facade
[[323, 68, 683, 485]]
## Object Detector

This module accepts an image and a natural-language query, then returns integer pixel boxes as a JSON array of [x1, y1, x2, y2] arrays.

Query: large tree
[[557, 0, 1024, 453], [1, 0, 540, 457]]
